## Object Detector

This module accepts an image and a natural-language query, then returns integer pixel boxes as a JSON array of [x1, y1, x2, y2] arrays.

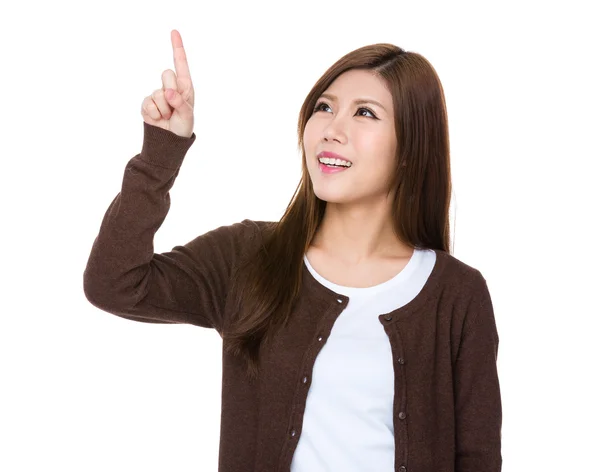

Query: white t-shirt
[[291, 248, 437, 472]]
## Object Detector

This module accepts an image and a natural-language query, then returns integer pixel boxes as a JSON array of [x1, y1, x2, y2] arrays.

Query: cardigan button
[[397, 357, 405, 364], [398, 466, 407, 472], [290, 429, 296, 437], [302, 376, 308, 383], [317, 336, 323, 342], [398, 411, 406, 419], [384, 313, 393, 321], [337, 298, 343, 303]]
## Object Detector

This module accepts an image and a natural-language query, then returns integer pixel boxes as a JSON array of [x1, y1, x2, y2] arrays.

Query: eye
[[313, 101, 331, 113], [312, 101, 378, 119], [357, 107, 376, 118]]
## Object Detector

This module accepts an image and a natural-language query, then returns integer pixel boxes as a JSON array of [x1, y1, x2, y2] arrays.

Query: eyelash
[[312, 101, 378, 119]]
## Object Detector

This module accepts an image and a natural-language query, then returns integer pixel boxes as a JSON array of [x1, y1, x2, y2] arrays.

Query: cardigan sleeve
[[82, 122, 256, 335], [453, 276, 503, 471]]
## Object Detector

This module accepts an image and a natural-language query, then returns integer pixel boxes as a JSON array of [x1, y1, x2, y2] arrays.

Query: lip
[[316, 151, 352, 164]]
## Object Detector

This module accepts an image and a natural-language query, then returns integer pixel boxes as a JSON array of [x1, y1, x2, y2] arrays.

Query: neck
[[311, 202, 413, 263]]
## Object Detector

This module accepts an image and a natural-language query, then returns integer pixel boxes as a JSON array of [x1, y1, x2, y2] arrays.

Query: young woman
[[84, 29, 502, 472]]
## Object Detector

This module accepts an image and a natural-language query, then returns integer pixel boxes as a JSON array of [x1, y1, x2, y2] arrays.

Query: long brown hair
[[223, 43, 453, 382]]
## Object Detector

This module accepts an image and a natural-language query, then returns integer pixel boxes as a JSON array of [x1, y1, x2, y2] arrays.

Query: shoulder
[[432, 249, 489, 300], [210, 218, 274, 239], [219, 219, 277, 260], [433, 251, 497, 348], [238, 218, 276, 233], [238, 219, 277, 244]]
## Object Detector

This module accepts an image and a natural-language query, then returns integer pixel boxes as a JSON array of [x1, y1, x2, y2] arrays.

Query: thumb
[[165, 88, 191, 116]]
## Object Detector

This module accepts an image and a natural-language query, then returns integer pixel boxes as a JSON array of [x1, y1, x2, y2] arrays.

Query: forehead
[[321, 69, 392, 109]]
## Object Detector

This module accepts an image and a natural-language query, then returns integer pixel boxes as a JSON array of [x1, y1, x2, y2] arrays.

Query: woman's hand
[[140, 29, 195, 138]]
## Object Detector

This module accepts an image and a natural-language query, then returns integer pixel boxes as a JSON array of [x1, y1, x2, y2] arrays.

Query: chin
[[312, 187, 351, 204]]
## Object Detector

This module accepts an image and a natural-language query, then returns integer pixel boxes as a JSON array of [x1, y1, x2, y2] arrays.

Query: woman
[[84, 29, 502, 472]]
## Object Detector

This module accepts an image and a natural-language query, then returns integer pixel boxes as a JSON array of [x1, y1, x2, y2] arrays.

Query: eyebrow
[[318, 93, 387, 112]]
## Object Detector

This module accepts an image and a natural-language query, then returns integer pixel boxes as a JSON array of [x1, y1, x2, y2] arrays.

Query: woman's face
[[304, 68, 397, 205]]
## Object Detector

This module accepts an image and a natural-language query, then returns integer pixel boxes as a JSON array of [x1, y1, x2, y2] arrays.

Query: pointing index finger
[[171, 29, 191, 80]]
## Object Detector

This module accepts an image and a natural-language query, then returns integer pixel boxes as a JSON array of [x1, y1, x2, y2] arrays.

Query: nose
[[322, 115, 347, 144]]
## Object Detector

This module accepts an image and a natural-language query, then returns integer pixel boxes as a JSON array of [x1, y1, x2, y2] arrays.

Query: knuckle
[[143, 100, 155, 112]]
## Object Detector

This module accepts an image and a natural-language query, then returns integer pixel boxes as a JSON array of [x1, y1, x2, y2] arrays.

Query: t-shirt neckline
[[302, 247, 447, 317]]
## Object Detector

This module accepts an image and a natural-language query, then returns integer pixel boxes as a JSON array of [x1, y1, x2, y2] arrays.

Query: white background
[[1, 0, 598, 470]]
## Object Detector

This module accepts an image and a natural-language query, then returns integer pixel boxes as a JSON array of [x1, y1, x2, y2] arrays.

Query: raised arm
[[83, 122, 257, 334], [83, 30, 255, 334]]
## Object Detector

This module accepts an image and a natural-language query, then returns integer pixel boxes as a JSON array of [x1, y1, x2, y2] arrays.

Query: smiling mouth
[[320, 163, 349, 168], [317, 161, 352, 174], [317, 158, 352, 168]]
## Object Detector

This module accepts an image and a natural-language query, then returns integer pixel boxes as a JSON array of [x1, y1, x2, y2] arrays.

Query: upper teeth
[[318, 157, 352, 167]]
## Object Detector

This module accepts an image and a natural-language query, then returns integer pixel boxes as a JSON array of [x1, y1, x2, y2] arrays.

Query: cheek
[[303, 125, 319, 161], [355, 135, 383, 160], [357, 131, 395, 157], [303, 121, 317, 145]]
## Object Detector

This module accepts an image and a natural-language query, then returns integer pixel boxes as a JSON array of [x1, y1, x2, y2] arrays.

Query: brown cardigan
[[83, 122, 502, 472]]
